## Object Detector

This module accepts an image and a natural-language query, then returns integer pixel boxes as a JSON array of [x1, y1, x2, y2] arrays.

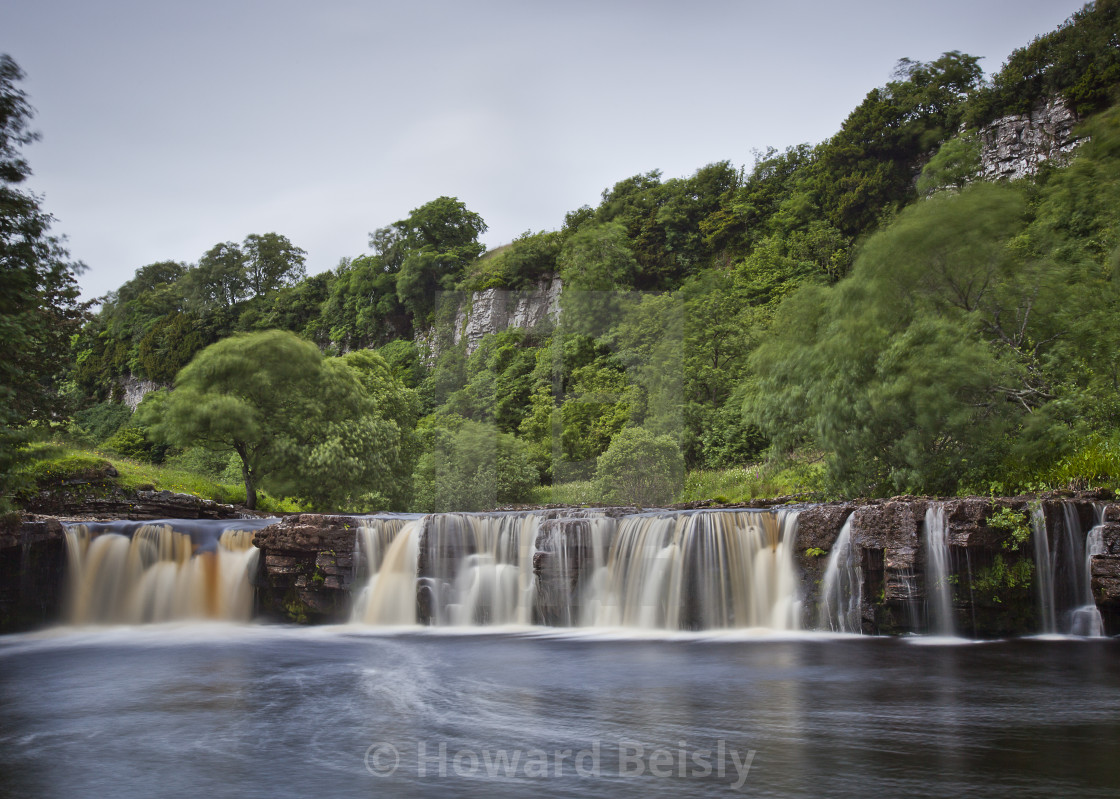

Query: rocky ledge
[[251, 514, 360, 623], [251, 493, 1120, 635], [24, 486, 247, 520]]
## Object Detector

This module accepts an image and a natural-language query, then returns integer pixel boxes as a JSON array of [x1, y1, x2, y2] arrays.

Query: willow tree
[[144, 330, 416, 510]]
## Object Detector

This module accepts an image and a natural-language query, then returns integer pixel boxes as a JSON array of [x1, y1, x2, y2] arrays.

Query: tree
[[243, 232, 307, 296], [188, 241, 248, 310], [379, 196, 488, 320], [593, 426, 684, 507], [143, 330, 415, 510], [0, 55, 86, 507], [411, 416, 537, 512]]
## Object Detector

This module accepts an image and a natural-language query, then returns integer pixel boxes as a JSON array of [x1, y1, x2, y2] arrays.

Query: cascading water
[[348, 509, 803, 632], [924, 503, 956, 636], [63, 520, 267, 624], [351, 513, 542, 626], [1031, 505, 1056, 633], [817, 516, 862, 633], [1069, 504, 1105, 637], [351, 519, 421, 625], [1030, 501, 1103, 636], [581, 510, 802, 630]]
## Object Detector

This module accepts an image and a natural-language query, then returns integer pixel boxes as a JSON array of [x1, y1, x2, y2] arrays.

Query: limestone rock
[[451, 276, 562, 356], [978, 97, 1083, 182]]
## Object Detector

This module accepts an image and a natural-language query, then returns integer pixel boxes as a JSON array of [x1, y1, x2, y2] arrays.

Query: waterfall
[[817, 516, 861, 633], [535, 513, 614, 626], [1030, 501, 1103, 636], [351, 513, 542, 626], [1069, 505, 1105, 637], [352, 520, 421, 624], [924, 503, 956, 636], [1031, 505, 1056, 633], [580, 510, 801, 631], [64, 522, 262, 624], [348, 509, 802, 632]]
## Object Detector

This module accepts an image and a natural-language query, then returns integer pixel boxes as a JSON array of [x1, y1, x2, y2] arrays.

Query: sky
[[2, 0, 1092, 300]]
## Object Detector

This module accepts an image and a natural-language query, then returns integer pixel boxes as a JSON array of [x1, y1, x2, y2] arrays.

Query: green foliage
[[377, 339, 424, 388], [135, 311, 210, 382], [103, 425, 167, 463], [917, 133, 981, 196], [966, 0, 1120, 124], [69, 401, 132, 444], [411, 417, 537, 512], [558, 221, 637, 292], [748, 183, 1034, 495], [386, 196, 488, 321], [143, 330, 417, 511], [593, 426, 684, 507], [969, 554, 1035, 605], [324, 255, 411, 349], [465, 230, 561, 290], [21, 452, 114, 487], [0, 54, 87, 510], [987, 506, 1032, 551], [805, 547, 828, 558]]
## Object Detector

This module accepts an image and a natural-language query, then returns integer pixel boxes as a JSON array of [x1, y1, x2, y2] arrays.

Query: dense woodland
[[5, 1, 1120, 512]]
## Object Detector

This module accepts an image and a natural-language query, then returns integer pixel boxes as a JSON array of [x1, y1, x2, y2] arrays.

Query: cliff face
[[421, 277, 562, 360], [119, 374, 166, 410], [977, 97, 1083, 181]]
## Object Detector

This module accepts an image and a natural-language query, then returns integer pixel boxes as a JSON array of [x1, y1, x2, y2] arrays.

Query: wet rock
[[252, 514, 360, 623], [0, 519, 67, 633]]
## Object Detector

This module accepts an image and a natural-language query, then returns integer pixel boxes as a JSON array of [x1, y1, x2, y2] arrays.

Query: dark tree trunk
[[235, 444, 256, 510]]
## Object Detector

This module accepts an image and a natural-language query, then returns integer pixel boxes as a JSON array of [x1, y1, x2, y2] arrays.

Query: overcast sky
[[3, 0, 1090, 300]]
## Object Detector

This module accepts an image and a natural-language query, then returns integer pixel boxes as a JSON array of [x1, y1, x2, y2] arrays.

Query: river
[[1, 626, 1117, 798]]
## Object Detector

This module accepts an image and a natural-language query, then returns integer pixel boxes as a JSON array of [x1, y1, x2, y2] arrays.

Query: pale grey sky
[[1, 0, 1091, 299]]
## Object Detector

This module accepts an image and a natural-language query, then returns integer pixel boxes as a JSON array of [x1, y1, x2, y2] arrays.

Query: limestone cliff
[[977, 97, 1083, 181]]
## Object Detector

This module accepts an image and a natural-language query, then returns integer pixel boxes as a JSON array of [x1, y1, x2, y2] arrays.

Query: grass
[[15, 440, 302, 513], [676, 459, 827, 504], [525, 479, 598, 505]]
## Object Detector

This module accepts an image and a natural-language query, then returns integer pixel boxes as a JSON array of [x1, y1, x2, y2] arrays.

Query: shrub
[[411, 418, 537, 512], [594, 427, 684, 507]]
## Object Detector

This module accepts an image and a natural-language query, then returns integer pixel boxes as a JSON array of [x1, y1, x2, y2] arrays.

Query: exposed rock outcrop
[[119, 374, 166, 410], [453, 277, 562, 356], [252, 514, 358, 622], [978, 97, 1083, 181], [25, 484, 245, 520]]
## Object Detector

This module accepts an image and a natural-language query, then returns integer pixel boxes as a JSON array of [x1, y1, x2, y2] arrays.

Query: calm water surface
[[0, 627, 1117, 798]]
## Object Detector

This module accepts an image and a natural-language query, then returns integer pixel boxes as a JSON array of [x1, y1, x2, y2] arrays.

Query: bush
[[594, 427, 684, 507], [69, 402, 132, 444], [411, 418, 538, 512], [103, 425, 168, 463]]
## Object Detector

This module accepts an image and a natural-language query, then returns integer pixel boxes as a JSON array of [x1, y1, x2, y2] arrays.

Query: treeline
[[8, 2, 1120, 512]]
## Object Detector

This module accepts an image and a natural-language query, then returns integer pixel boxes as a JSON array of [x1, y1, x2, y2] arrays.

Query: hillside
[[6, 1, 1120, 513]]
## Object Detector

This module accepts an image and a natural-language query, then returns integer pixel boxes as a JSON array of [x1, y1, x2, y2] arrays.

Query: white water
[[818, 517, 862, 633], [1031, 505, 1056, 633], [64, 524, 259, 623], [348, 509, 803, 631], [924, 503, 955, 636], [1032, 502, 1104, 636], [351, 520, 421, 624]]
